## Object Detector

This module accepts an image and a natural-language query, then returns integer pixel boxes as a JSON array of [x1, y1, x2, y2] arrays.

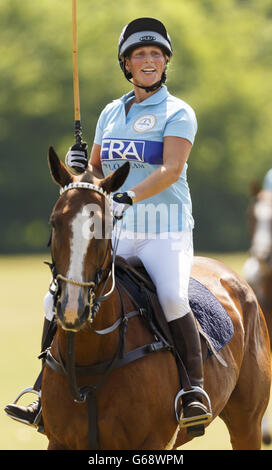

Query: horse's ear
[[101, 161, 130, 194], [48, 146, 73, 187]]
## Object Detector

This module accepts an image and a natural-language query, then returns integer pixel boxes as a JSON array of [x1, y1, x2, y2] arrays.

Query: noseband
[[47, 182, 121, 324]]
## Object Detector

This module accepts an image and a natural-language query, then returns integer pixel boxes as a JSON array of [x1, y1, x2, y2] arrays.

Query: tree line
[[0, 0, 271, 253]]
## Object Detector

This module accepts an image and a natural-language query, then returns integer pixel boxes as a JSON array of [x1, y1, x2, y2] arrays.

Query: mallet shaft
[[72, 0, 82, 143]]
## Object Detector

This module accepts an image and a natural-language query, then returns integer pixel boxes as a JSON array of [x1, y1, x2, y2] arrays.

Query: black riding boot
[[168, 311, 212, 435], [4, 316, 56, 429]]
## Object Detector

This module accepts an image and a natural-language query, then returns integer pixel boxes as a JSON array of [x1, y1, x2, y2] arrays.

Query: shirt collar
[[121, 85, 168, 107]]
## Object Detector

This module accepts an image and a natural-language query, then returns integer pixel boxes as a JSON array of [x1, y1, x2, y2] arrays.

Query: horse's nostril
[[79, 305, 90, 324], [62, 318, 81, 332], [55, 301, 90, 331]]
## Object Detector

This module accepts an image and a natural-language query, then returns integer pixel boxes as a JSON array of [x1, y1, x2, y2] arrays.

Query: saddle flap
[[115, 255, 156, 293], [115, 256, 173, 347]]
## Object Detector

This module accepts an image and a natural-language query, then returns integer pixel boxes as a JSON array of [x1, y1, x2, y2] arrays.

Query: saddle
[[115, 256, 173, 345], [115, 256, 232, 368]]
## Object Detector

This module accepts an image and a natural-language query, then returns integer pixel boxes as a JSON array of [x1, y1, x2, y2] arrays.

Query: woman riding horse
[[5, 17, 211, 434], [7, 147, 271, 450]]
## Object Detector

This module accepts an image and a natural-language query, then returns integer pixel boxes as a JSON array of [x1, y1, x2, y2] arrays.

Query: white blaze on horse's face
[[60, 204, 100, 329], [251, 199, 272, 261]]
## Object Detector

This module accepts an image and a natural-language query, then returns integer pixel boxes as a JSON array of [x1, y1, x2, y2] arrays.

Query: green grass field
[[1, 252, 271, 450]]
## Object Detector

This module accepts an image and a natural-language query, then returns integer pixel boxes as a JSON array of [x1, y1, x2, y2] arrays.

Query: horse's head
[[249, 189, 272, 264], [48, 146, 129, 332]]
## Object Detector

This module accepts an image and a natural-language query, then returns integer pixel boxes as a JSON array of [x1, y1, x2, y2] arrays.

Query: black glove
[[111, 191, 135, 218], [65, 142, 88, 175]]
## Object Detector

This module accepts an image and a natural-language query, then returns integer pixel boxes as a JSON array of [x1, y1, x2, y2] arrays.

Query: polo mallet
[[72, 0, 82, 145]]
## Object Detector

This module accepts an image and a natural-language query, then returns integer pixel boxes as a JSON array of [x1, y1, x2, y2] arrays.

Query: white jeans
[[115, 231, 194, 322], [44, 231, 194, 323]]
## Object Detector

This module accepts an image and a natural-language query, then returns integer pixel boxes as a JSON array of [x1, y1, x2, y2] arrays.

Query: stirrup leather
[[5, 387, 43, 431], [174, 386, 212, 428]]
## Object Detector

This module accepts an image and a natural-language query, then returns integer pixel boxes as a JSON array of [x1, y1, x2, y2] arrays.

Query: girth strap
[[45, 340, 169, 377]]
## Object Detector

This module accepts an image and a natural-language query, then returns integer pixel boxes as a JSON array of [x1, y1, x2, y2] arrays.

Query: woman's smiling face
[[125, 45, 167, 88]]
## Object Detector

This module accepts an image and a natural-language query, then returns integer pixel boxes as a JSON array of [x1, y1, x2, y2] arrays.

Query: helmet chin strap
[[125, 69, 167, 93], [126, 78, 163, 93]]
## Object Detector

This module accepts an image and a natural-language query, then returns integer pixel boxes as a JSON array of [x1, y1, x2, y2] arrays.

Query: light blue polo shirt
[[94, 85, 197, 233], [263, 169, 272, 191]]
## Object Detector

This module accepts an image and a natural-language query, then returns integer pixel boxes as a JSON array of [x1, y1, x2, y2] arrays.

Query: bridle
[[44, 181, 173, 450], [47, 181, 122, 324]]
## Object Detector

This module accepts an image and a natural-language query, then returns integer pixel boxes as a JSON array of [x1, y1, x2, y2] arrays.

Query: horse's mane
[[79, 165, 104, 186]]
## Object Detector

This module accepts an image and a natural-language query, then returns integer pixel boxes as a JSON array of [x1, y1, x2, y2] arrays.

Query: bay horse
[[42, 147, 271, 450], [243, 185, 272, 444]]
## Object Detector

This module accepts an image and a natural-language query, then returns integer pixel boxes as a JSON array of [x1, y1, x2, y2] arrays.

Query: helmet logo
[[139, 35, 156, 41]]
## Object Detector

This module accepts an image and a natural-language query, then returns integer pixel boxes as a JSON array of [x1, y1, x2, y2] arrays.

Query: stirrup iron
[[174, 386, 212, 428], [5, 387, 43, 432]]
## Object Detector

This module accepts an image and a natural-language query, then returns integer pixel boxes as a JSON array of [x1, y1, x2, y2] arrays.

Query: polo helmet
[[118, 17, 173, 83]]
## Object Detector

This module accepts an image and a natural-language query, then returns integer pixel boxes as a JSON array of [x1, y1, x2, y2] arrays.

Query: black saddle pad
[[116, 265, 234, 354], [189, 277, 234, 352]]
